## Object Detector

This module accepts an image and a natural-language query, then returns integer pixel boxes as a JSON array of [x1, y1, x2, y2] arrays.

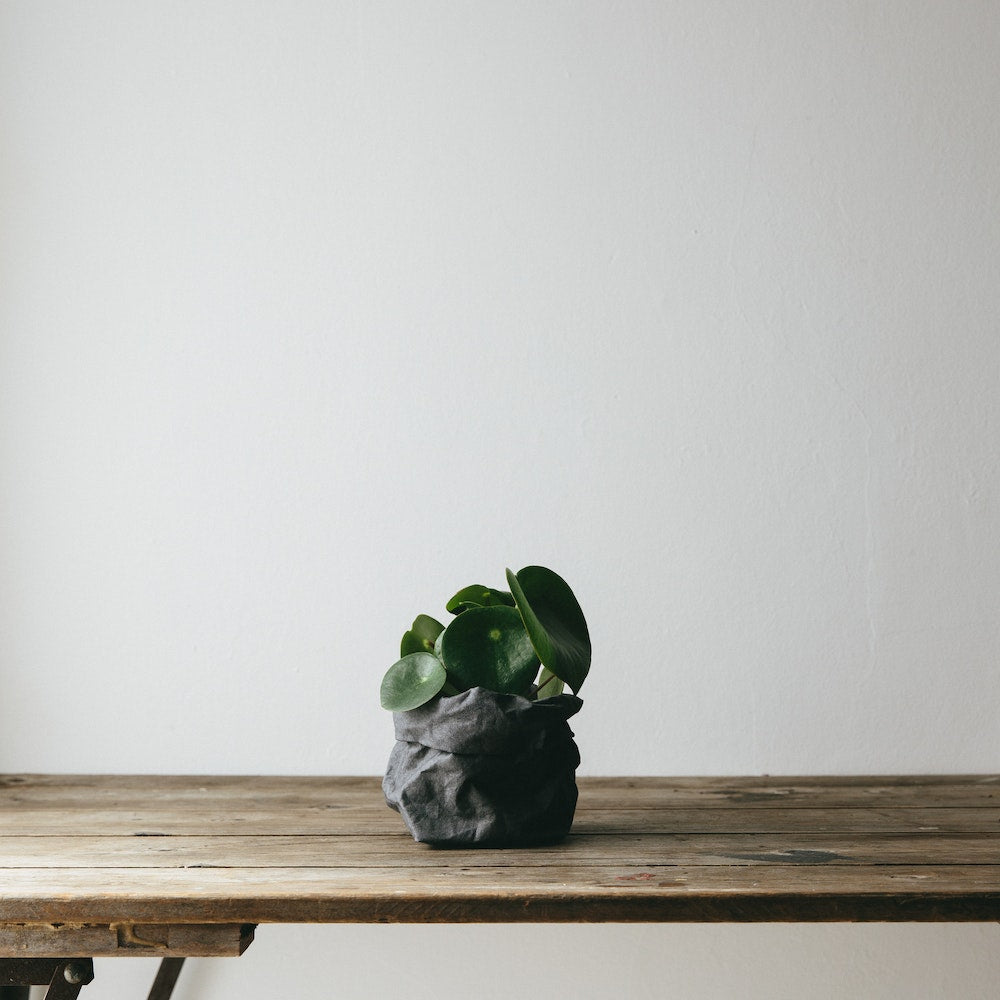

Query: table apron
[[0, 923, 254, 959]]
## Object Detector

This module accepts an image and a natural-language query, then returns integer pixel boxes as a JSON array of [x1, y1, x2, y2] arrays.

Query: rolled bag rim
[[391, 685, 583, 755]]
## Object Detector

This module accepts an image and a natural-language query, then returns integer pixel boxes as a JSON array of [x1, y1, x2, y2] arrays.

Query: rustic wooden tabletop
[[1, 773, 998, 962]]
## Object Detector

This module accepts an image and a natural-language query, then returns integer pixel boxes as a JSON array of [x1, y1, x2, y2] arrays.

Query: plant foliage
[[379, 565, 590, 712]]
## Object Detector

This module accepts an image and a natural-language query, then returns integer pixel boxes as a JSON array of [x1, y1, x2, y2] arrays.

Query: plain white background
[[2, 2, 998, 997]]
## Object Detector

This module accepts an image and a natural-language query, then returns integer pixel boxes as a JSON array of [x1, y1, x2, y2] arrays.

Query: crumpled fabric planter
[[382, 686, 583, 846]]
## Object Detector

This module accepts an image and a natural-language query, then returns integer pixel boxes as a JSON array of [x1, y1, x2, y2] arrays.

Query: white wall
[[2, 2, 998, 997]]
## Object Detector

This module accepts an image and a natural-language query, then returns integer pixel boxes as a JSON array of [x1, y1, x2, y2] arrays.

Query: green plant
[[379, 565, 591, 712]]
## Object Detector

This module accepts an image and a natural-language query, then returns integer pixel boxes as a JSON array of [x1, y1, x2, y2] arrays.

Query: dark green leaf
[[445, 585, 516, 615], [432, 626, 466, 692], [439, 605, 539, 696], [379, 652, 447, 712], [506, 565, 591, 694], [400, 614, 445, 656]]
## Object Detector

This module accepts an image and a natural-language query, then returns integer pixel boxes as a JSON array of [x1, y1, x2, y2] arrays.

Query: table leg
[[147, 957, 185, 1000]]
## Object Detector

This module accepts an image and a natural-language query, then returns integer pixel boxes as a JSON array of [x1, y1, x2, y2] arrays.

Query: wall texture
[[2, 2, 998, 997]]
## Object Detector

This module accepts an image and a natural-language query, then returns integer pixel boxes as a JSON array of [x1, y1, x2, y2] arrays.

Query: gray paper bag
[[383, 686, 582, 846]]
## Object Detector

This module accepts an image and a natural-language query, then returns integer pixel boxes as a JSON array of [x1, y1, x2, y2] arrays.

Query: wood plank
[[0, 833, 998, 869], [572, 807, 1000, 834], [0, 865, 997, 923], [0, 922, 252, 958], [2, 806, 997, 836], [2, 774, 998, 809], [577, 776, 1000, 809]]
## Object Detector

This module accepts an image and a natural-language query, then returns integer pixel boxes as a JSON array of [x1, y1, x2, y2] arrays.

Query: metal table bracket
[[0, 959, 93, 1000], [0, 957, 185, 1000]]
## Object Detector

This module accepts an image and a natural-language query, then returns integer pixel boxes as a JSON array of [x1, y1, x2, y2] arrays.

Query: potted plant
[[380, 565, 591, 846]]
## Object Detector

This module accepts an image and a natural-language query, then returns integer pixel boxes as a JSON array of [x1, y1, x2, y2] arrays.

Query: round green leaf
[[379, 652, 447, 712], [506, 565, 591, 694], [400, 614, 445, 656], [445, 585, 516, 615], [439, 605, 539, 696]]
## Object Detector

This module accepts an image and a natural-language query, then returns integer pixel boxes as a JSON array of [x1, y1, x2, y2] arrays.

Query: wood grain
[[0, 774, 997, 937], [0, 832, 997, 867], [0, 922, 252, 958], [0, 865, 996, 924]]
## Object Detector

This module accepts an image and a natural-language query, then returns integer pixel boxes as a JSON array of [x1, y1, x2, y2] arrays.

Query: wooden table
[[1, 775, 998, 998]]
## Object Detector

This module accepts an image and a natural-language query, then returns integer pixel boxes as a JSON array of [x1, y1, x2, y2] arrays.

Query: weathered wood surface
[[3, 773, 998, 806], [2, 807, 996, 836], [0, 922, 252, 958], [0, 775, 997, 935], [1, 831, 999, 867]]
